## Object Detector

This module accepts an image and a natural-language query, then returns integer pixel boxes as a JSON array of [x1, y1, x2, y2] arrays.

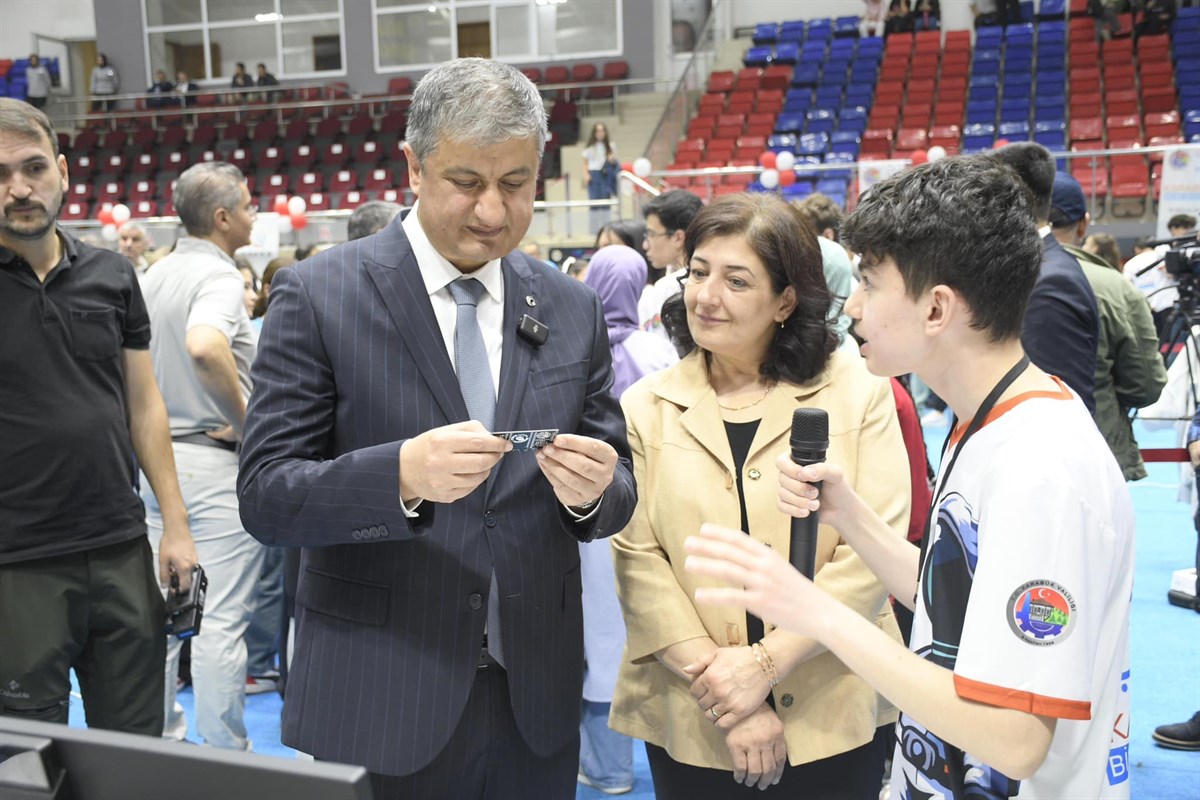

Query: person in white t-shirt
[[638, 189, 704, 337], [683, 155, 1135, 800]]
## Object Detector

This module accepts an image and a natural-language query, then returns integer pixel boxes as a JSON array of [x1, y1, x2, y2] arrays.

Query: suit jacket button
[[748, 468, 762, 480], [780, 693, 794, 708], [484, 511, 497, 527], [468, 592, 483, 610]]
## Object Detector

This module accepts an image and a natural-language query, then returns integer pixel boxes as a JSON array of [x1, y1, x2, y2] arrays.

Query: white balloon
[[927, 145, 948, 163], [774, 151, 796, 172], [287, 195, 307, 215], [633, 157, 652, 178], [759, 168, 780, 189], [276, 212, 293, 234], [111, 203, 131, 224], [101, 223, 118, 242]]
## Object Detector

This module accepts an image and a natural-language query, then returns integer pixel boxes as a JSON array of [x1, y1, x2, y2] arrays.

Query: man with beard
[[0, 98, 196, 734]]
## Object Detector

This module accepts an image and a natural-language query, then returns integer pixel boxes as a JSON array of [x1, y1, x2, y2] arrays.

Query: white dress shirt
[[398, 205, 600, 519]]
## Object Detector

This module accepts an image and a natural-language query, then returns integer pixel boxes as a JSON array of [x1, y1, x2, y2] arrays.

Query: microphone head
[[790, 408, 828, 463]]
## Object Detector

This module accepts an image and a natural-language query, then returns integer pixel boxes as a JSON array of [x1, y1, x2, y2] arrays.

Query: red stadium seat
[[340, 190, 367, 211], [364, 168, 395, 193], [131, 200, 159, 218], [330, 170, 358, 193], [297, 172, 323, 193], [60, 201, 91, 221], [306, 192, 330, 211]]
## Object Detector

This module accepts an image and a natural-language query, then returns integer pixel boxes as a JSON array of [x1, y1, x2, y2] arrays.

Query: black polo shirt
[[0, 229, 151, 564]]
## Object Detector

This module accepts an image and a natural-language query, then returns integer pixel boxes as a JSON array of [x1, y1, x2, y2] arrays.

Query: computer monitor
[[0, 717, 372, 800]]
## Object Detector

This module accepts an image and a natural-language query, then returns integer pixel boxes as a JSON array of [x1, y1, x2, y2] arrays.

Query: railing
[[46, 76, 668, 132], [642, 0, 726, 170], [642, 143, 1198, 223], [57, 146, 1193, 250]]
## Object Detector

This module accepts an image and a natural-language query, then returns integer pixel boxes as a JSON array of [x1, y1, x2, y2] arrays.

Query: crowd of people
[[1, 46, 1197, 800]]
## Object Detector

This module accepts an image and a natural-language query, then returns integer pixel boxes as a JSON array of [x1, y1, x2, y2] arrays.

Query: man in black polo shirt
[[0, 98, 196, 735]]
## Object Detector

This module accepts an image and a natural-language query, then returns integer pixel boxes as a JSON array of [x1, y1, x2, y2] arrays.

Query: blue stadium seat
[[972, 59, 1000, 77], [774, 113, 805, 134], [806, 109, 836, 134], [833, 16, 859, 37], [784, 88, 814, 112], [998, 120, 1031, 139], [850, 63, 879, 83], [999, 99, 1030, 122], [1034, 97, 1066, 123], [808, 19, 833, 40], [976, 29, 1004, 49], [857, 37, 885, 58], [838, 107, 868, 133], [969, 85, 999, 103], [744, 46, 773, 67], [753, 23, 778, 45], [1002, 81, 1032, 100], [797, 132, 830, 156], [778, 21, 806, 43], [1036, 70, 1066, 91], [1005, 23, 1035, 46], [823, 151, 856, 180], [1037, 0, 1066, 21], [791, 65, 820, 87], [844, 86, 874, 109], [829, 38, 857, 58], [1038, 20, 1067, 40], [774, 42, 800, 64], [815, 86, 844, 108], [767, 133, 798, 152], [1033, 129, 1066, 150], [966, 102, 998, 124]]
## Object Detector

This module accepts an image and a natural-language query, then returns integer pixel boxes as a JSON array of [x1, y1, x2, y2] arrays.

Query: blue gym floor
[[68, 420, 1200, 797]]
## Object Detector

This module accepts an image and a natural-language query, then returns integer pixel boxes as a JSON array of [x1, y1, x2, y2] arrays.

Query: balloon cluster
[[94, 203, 132, 242], [758, 150, 797, 190], [907, 146, 949, 167], [273, 195, 309, 230]]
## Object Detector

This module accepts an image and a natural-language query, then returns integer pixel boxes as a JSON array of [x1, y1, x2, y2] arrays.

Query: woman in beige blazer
[[611, 194, 911, 798]]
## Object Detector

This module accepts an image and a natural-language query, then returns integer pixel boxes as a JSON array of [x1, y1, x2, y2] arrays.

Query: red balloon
[[778, 169, 797, 186], [290, 211, 309, 230], [758, 151, 777, 170], [993, 138, 1010, 149], [273, 195, 290, 215], [910, 149, 929, 165], [621, 162, 634, 174], [97, 207, 114, 225]]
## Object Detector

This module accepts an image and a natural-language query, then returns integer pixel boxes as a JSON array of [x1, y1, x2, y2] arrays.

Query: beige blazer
[[610, 349, 910, 769]]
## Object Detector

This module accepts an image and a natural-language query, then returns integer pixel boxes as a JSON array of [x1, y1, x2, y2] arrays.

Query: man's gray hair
[[405, 58, 547, 165], [174, 161, 247, 237], [347, 200, 402, 241]]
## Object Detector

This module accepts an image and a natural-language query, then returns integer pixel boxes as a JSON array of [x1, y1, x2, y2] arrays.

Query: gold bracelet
[[751, 642, 779, 688]]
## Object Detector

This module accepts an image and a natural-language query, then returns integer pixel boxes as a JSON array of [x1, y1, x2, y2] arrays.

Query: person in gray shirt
[[24, 55, 51, 110], [138, 161, 265, 750]]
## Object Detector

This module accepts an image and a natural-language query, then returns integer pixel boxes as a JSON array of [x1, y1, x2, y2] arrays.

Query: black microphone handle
[[789, 478, 821, 580]]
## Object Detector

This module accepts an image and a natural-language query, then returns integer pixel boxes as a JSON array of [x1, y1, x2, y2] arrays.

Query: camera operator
[[1124, 214, 1198, 331]]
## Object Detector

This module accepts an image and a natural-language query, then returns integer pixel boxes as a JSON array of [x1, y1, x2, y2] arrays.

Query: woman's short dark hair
[[596, 219, 660, 283], [661, 193, 837, 385]]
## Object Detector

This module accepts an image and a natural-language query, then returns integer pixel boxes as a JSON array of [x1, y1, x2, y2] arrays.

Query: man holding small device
[[238, 58, 636, 799]]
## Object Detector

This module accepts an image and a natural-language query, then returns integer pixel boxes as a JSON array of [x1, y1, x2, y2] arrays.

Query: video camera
[[1164, 244, 1200, 278]]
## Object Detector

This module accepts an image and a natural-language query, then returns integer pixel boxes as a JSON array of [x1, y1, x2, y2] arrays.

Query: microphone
[[789, 408, 828, 580]]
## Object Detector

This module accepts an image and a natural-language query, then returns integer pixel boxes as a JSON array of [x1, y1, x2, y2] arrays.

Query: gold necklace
[[717, 387, 770, 412]]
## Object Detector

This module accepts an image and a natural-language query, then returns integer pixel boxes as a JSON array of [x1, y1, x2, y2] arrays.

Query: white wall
[[0, 0, 95, 56], [725, 0, 979, 34]]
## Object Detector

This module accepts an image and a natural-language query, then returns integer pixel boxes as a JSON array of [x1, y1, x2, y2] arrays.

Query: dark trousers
[[645, 725, 891, 800], [366, 664, 579, 800], [28, 96, 47, 109], [0, 536, 166, 736]]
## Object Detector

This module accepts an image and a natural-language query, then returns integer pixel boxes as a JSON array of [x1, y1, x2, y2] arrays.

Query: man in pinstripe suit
[[237, 59, 636, 799]]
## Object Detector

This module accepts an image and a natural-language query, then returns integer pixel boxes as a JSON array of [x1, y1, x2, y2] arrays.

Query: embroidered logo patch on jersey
[[1007, 580, 1076, 646]]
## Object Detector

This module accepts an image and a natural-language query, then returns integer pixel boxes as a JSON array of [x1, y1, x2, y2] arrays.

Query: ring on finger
[[708, 706, 721, 722]]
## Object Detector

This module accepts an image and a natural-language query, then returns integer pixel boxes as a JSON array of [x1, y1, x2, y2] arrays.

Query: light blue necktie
[[447, 278, 504, 666]]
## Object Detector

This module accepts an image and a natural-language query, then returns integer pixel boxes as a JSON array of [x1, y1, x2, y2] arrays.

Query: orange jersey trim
[[954, 674, 1092, 721], [948, 375, 1074, 448]]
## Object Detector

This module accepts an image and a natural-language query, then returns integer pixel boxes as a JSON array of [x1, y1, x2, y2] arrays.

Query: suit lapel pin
[[525, 295, 537, 307]]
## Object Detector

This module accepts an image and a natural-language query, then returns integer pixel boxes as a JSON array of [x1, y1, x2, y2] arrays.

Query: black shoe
[[1153, 711, 1200, 751]]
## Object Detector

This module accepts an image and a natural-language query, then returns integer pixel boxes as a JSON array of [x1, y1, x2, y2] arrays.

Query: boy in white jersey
[[682, 156, 1135, 800]]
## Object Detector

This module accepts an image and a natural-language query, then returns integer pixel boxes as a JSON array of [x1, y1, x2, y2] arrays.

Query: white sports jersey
[[893, 379, 1135, 800]]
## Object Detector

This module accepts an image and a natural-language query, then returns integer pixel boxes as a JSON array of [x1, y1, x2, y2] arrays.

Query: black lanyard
[[917, 355, 1031, 574]]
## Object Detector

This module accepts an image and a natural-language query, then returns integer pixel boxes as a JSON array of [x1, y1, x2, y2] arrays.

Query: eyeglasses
[[644, 228, 672, 241]]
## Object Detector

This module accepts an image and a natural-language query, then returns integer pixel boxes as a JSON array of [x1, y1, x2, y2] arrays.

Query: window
[[374, 0, 621, 72], [142, 0, 344, 83]]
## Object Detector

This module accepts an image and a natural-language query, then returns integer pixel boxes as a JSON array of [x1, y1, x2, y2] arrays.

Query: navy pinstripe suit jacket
[[237, 217, 636, 776]]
